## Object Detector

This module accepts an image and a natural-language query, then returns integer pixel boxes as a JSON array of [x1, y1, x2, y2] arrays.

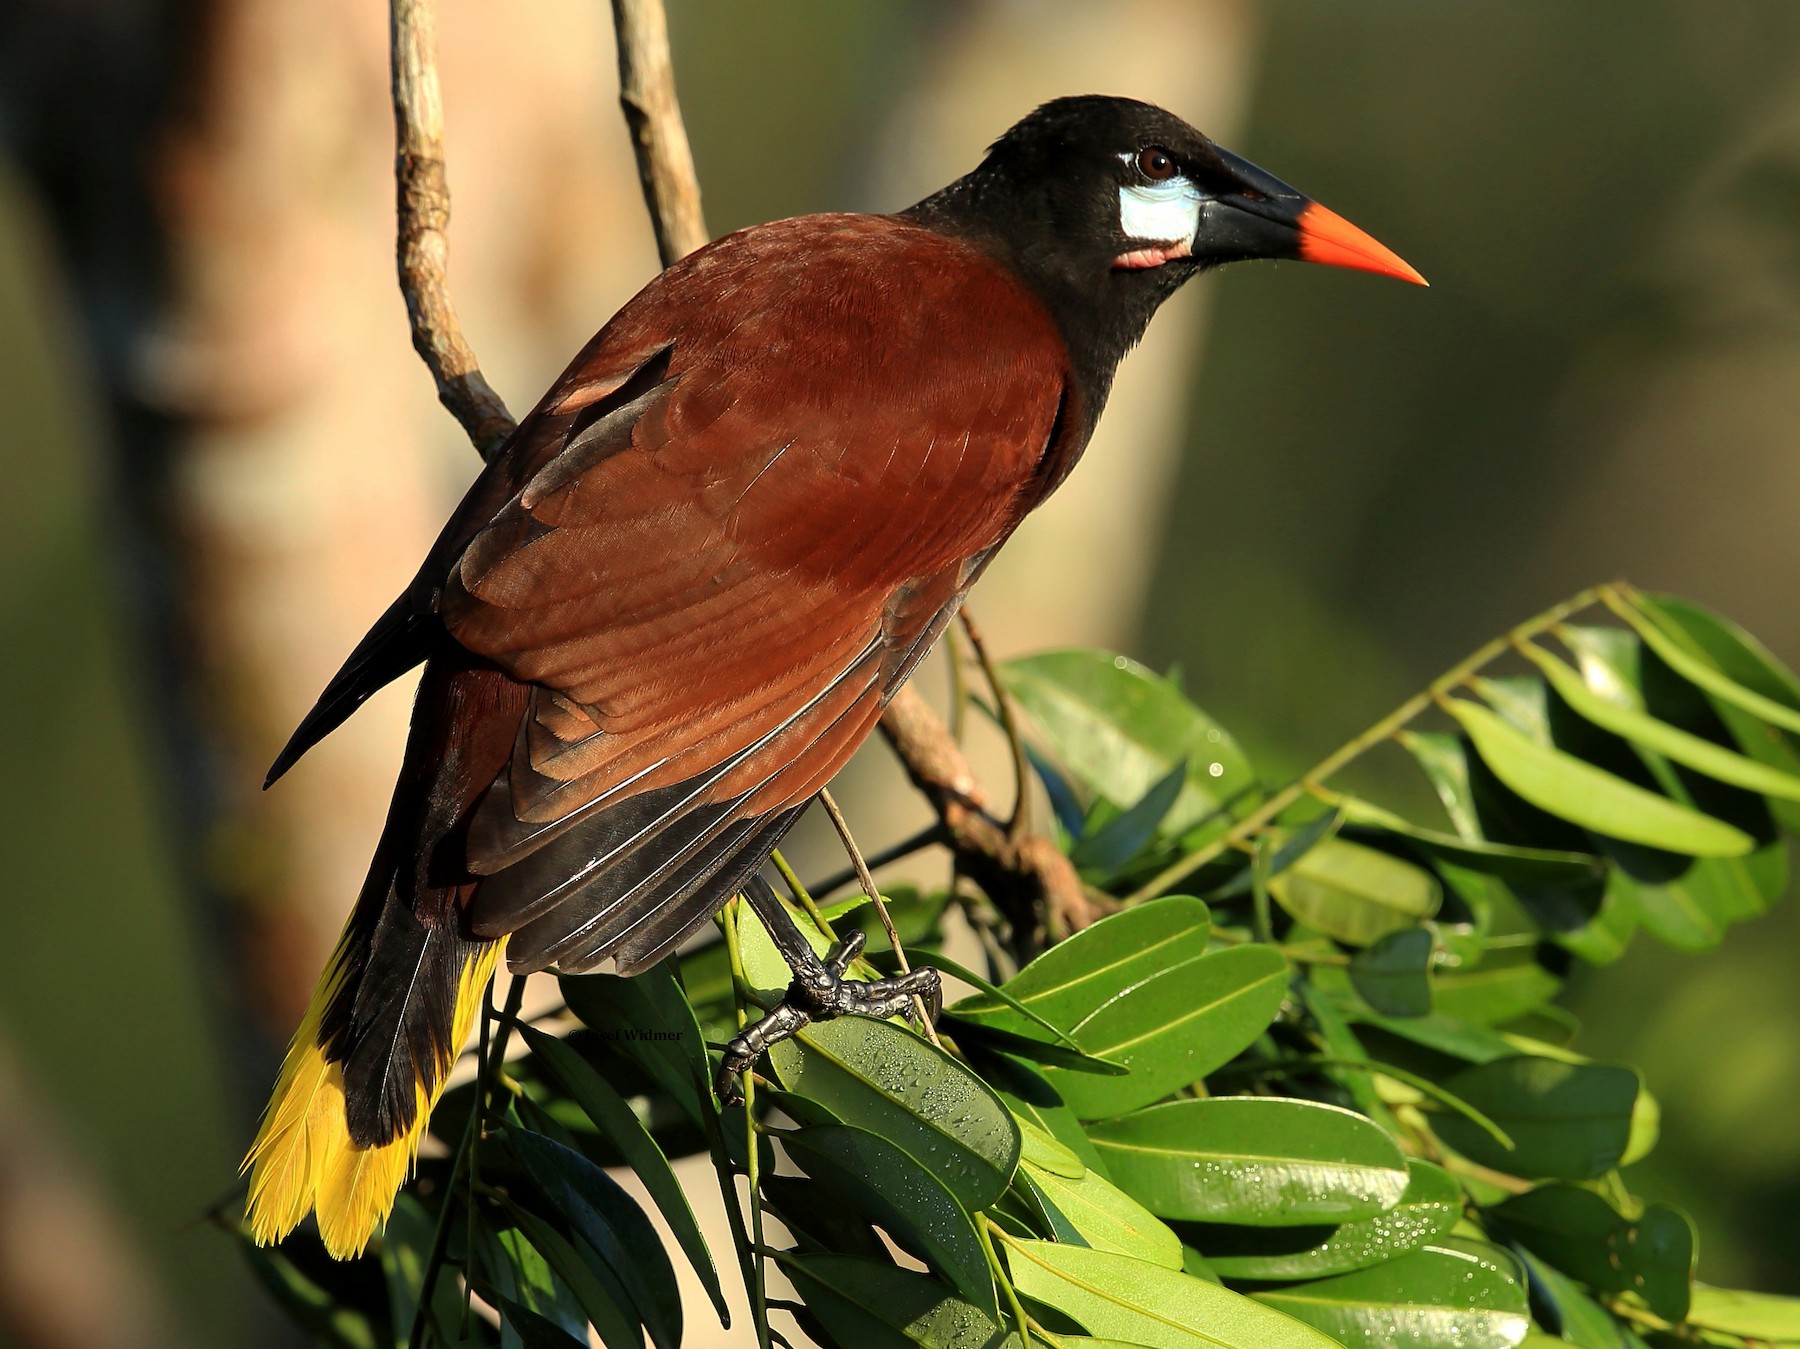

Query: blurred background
[[3, 0, 1800, 1343]]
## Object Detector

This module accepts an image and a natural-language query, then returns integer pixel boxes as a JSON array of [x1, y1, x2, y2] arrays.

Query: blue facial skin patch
[[1118, 174, 1206, 244]]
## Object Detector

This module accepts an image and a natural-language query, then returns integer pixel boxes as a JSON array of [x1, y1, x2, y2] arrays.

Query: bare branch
[[878, 689, 1105, 949], [611, 0, 709, 267], [390, 0, 516, 458]]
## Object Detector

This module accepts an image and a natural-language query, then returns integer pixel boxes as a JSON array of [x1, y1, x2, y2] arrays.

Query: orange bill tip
[[1297, 202, 1428, 286]]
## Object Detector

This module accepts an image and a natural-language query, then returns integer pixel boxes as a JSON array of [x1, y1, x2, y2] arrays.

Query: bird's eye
[[1136, 146, 1176, 181]]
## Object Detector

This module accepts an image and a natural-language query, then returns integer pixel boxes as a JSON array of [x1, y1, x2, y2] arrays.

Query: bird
[[242, 93, 1423, 1259]]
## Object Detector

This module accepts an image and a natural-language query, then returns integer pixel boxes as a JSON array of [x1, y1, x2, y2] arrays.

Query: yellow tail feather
[[243, 936, 504, 1259]]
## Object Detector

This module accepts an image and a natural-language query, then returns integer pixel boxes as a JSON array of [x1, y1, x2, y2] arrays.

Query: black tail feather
[[323, 873, 485, 1147], [266, 597, 439, 788]]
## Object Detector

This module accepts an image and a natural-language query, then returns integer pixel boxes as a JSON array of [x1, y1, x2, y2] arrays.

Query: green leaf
[[1487, 1187, 1694, 1323], [1344, 1006, 1518, 1065], [769, 1014, 1020, 1209], [1299, 986, 1395, 1125], [1250, 1239, 1530, 1349], [1430, 1057, 1638, 1180], [1626, 1205, 1694, 1321], [1404, 730, 1490, 841], [1510, 1246, 1629, 1349], [783, 1123, 996, 1314], [1635, 592, 1800, 833], [1045, 945, 1291, 1118], [1612, 594, 1800, 738], [1556, 624, 1786, 941], [944, 1016, 1132, 1076], [1444, 699, 1752, 856], [1269, 837, 1441, 945], [1020, 1158, 1184, 1269], [559, 966, 710, 1123], [505, 1128, 683, 1349], [1639, 594, 1800, 703], [517, 1024, 727, 1325], [1201, 1159, 1461, 1281], [1685, 1283, 1800, 1342], [1484, 1183, 1624, 1287], [1015, 1113, 1087, 1178], [967, 1050, 1109, 1178], [1001, 650, 1259, 842], [380, 1194, 489, 1349], [1002, 1237, 1341, 1349], [761, 1175, 891, 1262], [1335, 795, 1602, 889], [953, 896, 1212, 1031], [1431, 946, 1562, 1027], [502, 1200, 650, 1349], [472, 1223, 590, 1347], [924, 950, 1102, 1057], [1074, 758, 1190, 875], [1348, 928, 1433, 1018], [1088, 1096, 1409, 1226], [1519, 641, 1800, 801], [780, 1252, 1010, 1349], [496, 1297, 589, 1349], [1542, 871, 1639, 966]]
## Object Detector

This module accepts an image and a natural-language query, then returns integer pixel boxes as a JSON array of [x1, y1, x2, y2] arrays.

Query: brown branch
[[877, 686, 1104, 950], [390, 0, 516, 458], [611, 0, 709, 267]]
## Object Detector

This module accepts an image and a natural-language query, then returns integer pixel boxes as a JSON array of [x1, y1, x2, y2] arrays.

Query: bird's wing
[[435, 214, 1071, 970]]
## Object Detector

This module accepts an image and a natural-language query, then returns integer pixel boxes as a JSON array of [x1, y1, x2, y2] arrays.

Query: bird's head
[[906, 95, 1424, 398]]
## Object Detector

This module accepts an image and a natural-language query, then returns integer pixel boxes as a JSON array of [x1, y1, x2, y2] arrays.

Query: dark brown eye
[[1136, 146, 1176, 181]]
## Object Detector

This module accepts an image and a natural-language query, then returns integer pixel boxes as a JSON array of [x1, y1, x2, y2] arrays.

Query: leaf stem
[[975, 1213, 1036, 1347], [407, 968, 527, 1348], [723, 901, 773, 1349], [1125, 584, 1610, 904], [1250, 835, 1275, 946], [770, 849, 836, 940]]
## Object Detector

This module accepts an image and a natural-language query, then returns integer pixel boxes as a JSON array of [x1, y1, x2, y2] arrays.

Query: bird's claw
[[713, 941, 943, 1105]]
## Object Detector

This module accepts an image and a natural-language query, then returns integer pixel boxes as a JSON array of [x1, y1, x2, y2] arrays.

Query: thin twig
[[390, 0, 515, 458], [1123, 583, 1611, 904], [610, 0, 707, 266], [946, 623, 972, 743], [959, 609, 1034, 840], [878, 691, 1102, 958], [818, 788, 943, 1047]]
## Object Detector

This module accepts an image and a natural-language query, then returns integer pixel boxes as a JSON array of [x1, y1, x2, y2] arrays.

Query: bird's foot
[[714, 895, 942, 1104]]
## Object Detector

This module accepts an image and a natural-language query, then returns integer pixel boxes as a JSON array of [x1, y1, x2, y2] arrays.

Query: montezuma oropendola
[[244, 94, 1424, 1258]]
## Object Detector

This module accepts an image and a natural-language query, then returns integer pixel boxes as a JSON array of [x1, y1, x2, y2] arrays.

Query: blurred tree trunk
[[3, 0, 660, 1045], [0, 1031, 181, 1349]]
